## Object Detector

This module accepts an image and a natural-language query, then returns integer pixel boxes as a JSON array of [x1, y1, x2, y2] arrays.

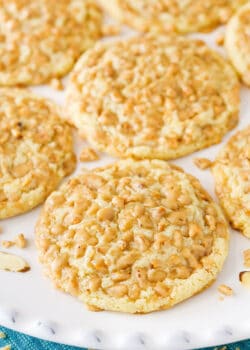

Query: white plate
[[0, 25, 250, 350]]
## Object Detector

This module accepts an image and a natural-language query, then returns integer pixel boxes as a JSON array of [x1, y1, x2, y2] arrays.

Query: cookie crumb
[[0, 331, 6, 338], [193, 158, 213, 170], [1, 241, 15, 249], [239, 271, 250, 289], [15, 234, 27, 249], [79, 147, 99, 162], [216, 34, 224, 46], [102, 24, 121, 36], [243, 249, 250, 268], [50, 78, 64, 91], [218, 284, 233, 296]]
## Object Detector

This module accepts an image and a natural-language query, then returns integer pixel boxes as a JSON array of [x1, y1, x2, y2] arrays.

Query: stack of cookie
[[0, 0, 249, 314]]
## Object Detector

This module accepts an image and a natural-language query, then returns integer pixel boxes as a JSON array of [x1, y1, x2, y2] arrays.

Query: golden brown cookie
[[0, 0, 103, 86], [65, 35, 239, 160], [99, 0, 247, 33], [0, 88, 76, 219], [212, 126, 250, 238], [36, 159, 229, 314], [225, 3, 250, 87]]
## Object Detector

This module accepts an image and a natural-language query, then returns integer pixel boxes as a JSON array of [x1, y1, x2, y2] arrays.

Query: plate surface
[[0, 25, 250, 350]]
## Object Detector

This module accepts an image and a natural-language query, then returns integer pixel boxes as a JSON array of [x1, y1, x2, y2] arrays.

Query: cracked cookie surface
[[212, 126, 250, 238], [99, 0, 247, 33], [0, 0, 102, 85], [225, 3, 250, 87], [65, 35, 239, 160], [36, 159, 229, 313], [0, 88, 76, 218]]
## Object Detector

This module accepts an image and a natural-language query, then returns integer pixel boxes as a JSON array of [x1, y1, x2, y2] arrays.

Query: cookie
[[225, 3, 250, 87], [212, 126, 250, 238], [0, 88, 76, 219], [65, 35, 239, 160], [99, 0, 247, 34], [36, 159, 229, 314], [0, 0, 102, 86]]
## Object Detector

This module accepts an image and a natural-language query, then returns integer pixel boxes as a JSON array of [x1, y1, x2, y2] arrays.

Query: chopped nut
[[97, 207, 115, 221], [0, 331, 6, 338], [102, 24, 121, 37], [15, 234, 27, 249], [218, 284, 233, 296], [50, 78, 64, 91], [79, 147, 99, 162], [86, 304, 102, 312], [243, 249, 250, 268], [106, 284, 128, 298], [0, 251, 30, 272], [216, 34, 224, 46], [193, 158, 213, 170], [1, 241, 15, 249], [239, 271, 250, 289]]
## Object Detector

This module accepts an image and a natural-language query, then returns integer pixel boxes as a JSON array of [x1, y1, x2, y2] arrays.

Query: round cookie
[[99, 0, 247, 34], [65, 35, 240, 160], [212, 126, 250, 238], [0, 0, 102, 86], [225, 3, 250, 87], [36, 159, 229, 314], [0, 88, 76, 219]]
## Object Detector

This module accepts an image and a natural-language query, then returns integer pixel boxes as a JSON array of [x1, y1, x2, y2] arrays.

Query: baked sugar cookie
[[65, 35, 239, 160], [225, 3, 250, 87], [212, 126, 250, 238], [99, 0, 247, 34], [0, 0, 102, 86], [0, 88, 76, 219], [36, 159, 229, 314]]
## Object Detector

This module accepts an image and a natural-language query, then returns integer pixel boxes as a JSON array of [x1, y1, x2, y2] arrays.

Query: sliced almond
[[0, 251, 30, 272], [239, 271, 250, 289]]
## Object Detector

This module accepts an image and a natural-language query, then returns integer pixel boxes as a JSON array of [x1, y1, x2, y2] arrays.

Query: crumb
[[218, 296, 224, 301], [0, 331, 6, 338], [102, 24, 121, 36], [1, 241, 15, 249], [15, 234, 27, 249], [216, 34, 224, 46], [79, 147, 99, 162], [0, 345, 11, 350], [193, 158, 213, 170], [0, 227, 2, 234], [243, 249, 250, 268], [218, 284, 233, 296], [50, 78, 64, 91], [239, 271, 250, 289]]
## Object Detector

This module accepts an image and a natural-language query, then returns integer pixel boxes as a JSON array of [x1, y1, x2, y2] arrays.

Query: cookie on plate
[[225, 3, 250, 87], [36, 159, 229, 314], [212, 126, 250, 238], [0, 88, 76, 219], [99, 0, 247, 34], [65, 35, 239, 160], [0, 0, 103, 86]]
